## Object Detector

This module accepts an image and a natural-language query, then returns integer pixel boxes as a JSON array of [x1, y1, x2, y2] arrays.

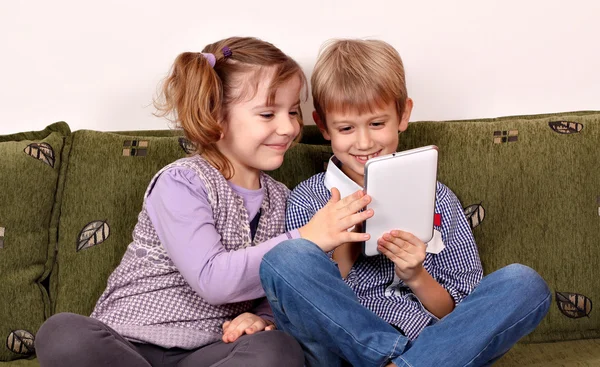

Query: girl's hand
[[298, 188, 373, 252], [377, 230, 427, 285], [221, 312, 275, 343]]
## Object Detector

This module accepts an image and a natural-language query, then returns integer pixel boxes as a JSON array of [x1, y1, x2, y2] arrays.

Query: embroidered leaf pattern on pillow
[[556, 292, 592, 319], [464, 203, 485, 229], [77, 220, 111, 251], [23, 142, 55, 168], [6, 330, 35, 355], [548, 121, 583, 134]]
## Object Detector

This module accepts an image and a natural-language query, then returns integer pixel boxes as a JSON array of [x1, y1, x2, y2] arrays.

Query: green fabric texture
[[52, 130, 187, 316], [0, 122, 71, 361], [496, 338, 600, 366], [267, 143, 332, 189], [0, 357, 40, 367], [398, 111, 600, 342]]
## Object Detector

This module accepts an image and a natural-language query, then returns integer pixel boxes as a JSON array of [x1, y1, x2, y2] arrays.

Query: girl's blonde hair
[[155, 37, 306, 179], [311, 39, 408, 126]]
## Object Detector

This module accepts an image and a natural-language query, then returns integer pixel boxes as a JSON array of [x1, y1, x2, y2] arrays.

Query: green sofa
[[1, 111, 599, 366]]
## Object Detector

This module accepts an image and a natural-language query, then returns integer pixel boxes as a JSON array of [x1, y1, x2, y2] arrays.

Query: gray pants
[[35, 313, 304, 367]]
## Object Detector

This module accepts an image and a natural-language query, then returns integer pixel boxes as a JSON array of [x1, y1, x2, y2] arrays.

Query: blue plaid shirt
[[286, 163, 483, 340]]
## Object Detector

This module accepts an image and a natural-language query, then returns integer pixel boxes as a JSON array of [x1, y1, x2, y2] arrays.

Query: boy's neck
[[340, 165, 365, 187]]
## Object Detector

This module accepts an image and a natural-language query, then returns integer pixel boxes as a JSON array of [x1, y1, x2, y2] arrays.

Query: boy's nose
[[356, 130, 374, 149]]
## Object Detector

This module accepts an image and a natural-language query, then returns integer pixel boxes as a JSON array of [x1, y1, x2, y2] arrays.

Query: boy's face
[[314, 99, 413, 187]]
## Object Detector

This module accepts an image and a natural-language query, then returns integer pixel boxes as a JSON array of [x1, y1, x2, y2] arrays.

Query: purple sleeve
[[145, 167, 300, 305]]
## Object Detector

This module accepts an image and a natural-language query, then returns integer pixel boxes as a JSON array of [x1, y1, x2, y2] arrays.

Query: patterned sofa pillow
[[0, 122, 71, 361]]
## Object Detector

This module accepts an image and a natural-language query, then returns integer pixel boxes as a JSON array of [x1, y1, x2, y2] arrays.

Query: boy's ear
[[313, 111, 331, 141], [398, 98, 414, 133]]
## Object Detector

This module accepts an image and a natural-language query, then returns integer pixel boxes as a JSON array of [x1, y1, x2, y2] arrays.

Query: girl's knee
[[252, 330, 304, 366], [36, 313, 99, 361]]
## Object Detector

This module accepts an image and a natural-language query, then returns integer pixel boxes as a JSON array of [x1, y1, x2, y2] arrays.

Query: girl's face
[[216, 69, 302, 189]]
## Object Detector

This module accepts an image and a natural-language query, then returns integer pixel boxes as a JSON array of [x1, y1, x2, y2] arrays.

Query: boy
[[259, 39, 551, 367]]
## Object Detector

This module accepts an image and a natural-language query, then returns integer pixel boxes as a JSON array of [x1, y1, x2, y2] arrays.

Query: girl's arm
[[146, 167, 299, 305]]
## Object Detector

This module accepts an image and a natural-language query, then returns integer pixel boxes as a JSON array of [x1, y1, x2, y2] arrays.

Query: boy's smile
[[314, 99, 413, 187]]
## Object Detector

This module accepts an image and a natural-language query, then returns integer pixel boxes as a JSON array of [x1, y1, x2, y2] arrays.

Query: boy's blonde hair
[[311, 39, 407, 126], [155, 37, 306, 179]]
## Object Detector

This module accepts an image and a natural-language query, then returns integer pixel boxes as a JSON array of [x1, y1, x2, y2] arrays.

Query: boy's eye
[[371, 121, 385, 127], [338, 126, 353, 132]]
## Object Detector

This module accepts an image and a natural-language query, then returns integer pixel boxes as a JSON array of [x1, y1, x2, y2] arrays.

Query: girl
[[35, 37, 373, 367]]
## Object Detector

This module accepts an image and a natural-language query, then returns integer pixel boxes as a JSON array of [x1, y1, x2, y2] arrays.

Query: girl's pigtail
[[155, 52, 233, 177]]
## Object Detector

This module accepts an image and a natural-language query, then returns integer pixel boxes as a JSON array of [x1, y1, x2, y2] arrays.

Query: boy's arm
[[378, 183, 483, 318], [426, 184, 483, 305], [378, 230, 455, 318]]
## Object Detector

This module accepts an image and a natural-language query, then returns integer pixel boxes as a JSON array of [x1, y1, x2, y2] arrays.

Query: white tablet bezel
[[362, 146, 438, 256]]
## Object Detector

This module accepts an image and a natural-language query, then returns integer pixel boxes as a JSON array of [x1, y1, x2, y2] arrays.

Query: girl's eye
[[260, 113, 274, 119], [289, 111, 299, 116]]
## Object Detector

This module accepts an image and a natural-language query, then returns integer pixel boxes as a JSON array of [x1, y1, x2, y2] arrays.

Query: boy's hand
[[299, 188, 373, 252], [377, 230, 427, 285], [221, 312, 275, 343]]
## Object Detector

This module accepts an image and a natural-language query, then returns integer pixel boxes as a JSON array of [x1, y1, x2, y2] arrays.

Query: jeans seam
[[464, 292, 551, 367], [263, 258, 394, 363], [394, 356, 415, 367]]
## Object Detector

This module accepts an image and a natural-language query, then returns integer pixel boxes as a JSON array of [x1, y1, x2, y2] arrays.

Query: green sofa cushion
[[51, 130, 188, 316], [267, 143, 333, 189], [398, 111, 600, 343], [0, 122, 71, 361]]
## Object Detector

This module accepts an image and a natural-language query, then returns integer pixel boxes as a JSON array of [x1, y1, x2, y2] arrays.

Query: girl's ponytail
[[155, 52, 233, 176]]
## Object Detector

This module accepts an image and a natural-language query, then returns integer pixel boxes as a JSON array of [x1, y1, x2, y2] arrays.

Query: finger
[[339, 230, 370, 243], [224, 326, 245, 343], [265, 324, 276, 331], [225, 317, 243, 332], [382, 233, 408, 249], [328, 187, 341, 204], [222, 321, 231, 331], [379, 236, 415, 258], [341, 194, 372, 217], [245, 319, 266, 334], [378, 237, 408, 255], [341, 209, 373, 231], [378, 241, 410, 264], [391, 230, 427, 250], [336, 189, 364, 208]]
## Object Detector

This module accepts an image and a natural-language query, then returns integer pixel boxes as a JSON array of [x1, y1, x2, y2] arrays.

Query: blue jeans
[[259, 239, 551, 367]]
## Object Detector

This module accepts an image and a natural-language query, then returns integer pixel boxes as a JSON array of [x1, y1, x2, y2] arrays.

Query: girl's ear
[[313, 111, 331, 141], [399, 98, 413, 133]]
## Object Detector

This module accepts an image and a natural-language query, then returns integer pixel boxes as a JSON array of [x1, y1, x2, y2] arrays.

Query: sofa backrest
[[0, 111, 598, 361]]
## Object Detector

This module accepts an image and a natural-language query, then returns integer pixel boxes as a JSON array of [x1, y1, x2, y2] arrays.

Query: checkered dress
[[286, 172, 483, 340], [91, 155, 289, 349]]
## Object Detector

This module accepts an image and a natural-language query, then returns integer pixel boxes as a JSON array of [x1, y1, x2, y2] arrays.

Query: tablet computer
[[362, 145, 438, 256]]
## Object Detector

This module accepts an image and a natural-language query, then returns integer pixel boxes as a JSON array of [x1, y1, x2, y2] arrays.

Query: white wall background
[[1, 0, 599, 135]]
